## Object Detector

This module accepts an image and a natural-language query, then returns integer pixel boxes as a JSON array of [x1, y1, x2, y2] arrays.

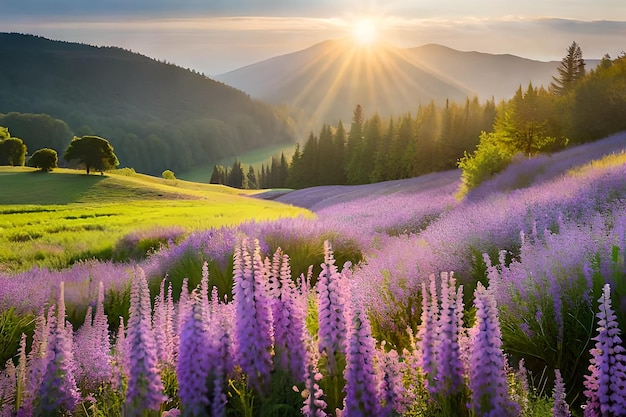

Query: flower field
[[1, 132, 626, 416]]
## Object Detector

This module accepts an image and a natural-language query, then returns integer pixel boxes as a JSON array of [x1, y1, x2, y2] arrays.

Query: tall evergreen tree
[[228, 159, 244, 188], [210, 165, 225, 184], [278, 152, 289, 187], [300, 132, 320, 187], [246, 165, 258, 189], [371, 117, 394, 182], [549, 41, 586, 96], [286, 143, 305, 189], [495, 83, 558, 157], [362, 113, 383, 182], [317, 124, 336, 185], [332, 120, 347, 184], [345, 104, 365, 184]]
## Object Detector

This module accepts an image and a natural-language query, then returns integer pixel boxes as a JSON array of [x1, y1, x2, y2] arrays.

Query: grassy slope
[[0, 167, 312, 272]]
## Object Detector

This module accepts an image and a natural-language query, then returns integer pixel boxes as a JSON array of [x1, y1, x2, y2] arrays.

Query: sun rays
[[286, 33, 466, 129]]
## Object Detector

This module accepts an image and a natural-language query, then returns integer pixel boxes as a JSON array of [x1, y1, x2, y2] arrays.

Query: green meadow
[[0, 167, 311, 273]]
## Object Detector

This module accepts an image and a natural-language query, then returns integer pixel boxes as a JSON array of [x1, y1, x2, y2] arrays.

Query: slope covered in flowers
[[0, 131, 625, 416]]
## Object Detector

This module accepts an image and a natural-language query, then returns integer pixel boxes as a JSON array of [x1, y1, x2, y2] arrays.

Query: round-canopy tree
[[28, 148, 58, 172], [63, 135, 119, 174], [0, 134, 28, 166]]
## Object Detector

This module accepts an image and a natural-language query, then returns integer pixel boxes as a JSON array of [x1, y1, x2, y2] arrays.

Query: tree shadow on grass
[[0, 171, 107, 205]]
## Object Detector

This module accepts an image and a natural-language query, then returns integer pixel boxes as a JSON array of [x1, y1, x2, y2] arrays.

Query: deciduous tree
[[28, 148, 58, 171], [63, 135, 119, 174], [0, 136, 27, 166]]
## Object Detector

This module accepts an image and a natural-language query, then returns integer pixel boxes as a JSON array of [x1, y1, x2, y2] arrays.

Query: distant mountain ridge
[[216, 39, 596, 124], [0, 33, 296, 175]]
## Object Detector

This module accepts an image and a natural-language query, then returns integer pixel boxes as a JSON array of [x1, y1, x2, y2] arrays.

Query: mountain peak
[[215, 40, 560, 125]]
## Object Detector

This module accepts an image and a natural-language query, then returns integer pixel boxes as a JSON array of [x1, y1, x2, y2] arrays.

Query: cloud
[[4, 1, 624, 20], [0, 0, 341, 17]]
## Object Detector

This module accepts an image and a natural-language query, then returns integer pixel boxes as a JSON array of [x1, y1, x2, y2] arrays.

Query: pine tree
[[332, 120, 347, 184], [246, 165, 258, 189], [549, 41, 586, 96], [345, 104, 365, 184], [228, 159, 244, 188]]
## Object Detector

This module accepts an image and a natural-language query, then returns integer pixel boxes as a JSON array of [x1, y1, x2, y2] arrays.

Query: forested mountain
[[0, 33, 296, 175], [216, 40, 591, 125]]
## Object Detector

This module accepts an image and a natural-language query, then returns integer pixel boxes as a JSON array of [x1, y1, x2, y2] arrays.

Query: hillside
[[0, 33, 296, 175], [217, 40, 470, 125], [0, 167, 312, 273], [272, 131, 626, 214], [216, 40, 573, 124]]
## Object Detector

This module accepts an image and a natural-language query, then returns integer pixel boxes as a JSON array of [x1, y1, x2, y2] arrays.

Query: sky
[[1, 1, 625, 75]]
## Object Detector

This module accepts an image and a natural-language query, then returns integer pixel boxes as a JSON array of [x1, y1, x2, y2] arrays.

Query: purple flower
[[268, 249, 308, 382], [206, 302, 231, 417], [36, 283, 80, 414], [124, 269, 166, 415], [552, 369, 571, 417], [112, 316, 127, 390], [417, 275, 438, 392], [584, 283, 626, 416], [377, 346, 409, 416], [317, 241, 349, 377], [0, 347, 18, 415], [177, 293, 212, 416], [19, 310, 49, 416], [73, 281, 113, 390], [302, 363, 327, 417], [435, 272, 465, 395], [343, 301, 380, 417], [469, 282, 518, 417], [153, 278, 177, 367], [232, 238, 274, 394]]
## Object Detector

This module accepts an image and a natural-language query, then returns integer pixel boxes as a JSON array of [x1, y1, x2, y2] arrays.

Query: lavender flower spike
[[124, 269, 166, 416], [417, 275, 438, 392], [343, 300, 380, 417], [317, 241, 348, 376], [232, 238, 274, 395], [583, 283, 626, 417], [435, 272, 464, 395], [469, 282, 518, 417], [552, 369, 571, 417], [177, 292, 212, 416], [36, 282, 80, 415]]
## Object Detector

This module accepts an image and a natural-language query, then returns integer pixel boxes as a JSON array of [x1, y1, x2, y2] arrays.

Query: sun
[[351, 18, 379, 46]]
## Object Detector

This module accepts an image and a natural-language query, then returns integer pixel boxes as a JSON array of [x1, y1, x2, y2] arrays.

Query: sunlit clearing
[[351, 19, 379, 46]]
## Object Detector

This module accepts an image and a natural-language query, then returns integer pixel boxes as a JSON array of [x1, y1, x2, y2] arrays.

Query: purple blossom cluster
[[124, 269, 166, 415], [317, 241, 350, 378], [469, 282, 518, 417], [466, 131, 626, 202], [351, 140, 626, 342], [584, 284, 626, 416], [343, 300, 380, 417], [553, 369, 571, 417], [232, 238, 274, 394], [0, 132, 625, 415]]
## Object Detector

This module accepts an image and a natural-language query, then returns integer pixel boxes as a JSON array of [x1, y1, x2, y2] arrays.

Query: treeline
[[0, 33, 296, 176], [210, 97, 496, 189], [210, 155, 289, 189], [0, 112, 73, 158], [459, 43, 626, 195], [213, 43, 626, 192]]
